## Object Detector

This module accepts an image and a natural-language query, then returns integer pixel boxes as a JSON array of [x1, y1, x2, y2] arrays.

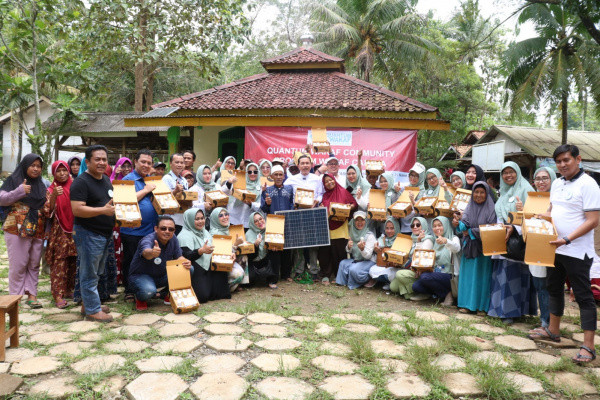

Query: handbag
[[505, 226, 525, 261], [18, 208, 39, 238]]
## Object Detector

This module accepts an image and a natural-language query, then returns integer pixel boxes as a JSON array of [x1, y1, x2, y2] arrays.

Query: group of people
[[1, 142, 598, 364]]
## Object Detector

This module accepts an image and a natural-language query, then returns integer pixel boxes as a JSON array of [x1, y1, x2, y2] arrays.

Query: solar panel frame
[[275, 207, 331, 249]]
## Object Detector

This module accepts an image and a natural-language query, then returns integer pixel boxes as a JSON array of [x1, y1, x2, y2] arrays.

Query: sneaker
[[382, 284, 390, 291], [163, 295, 171, 305], [136, 299, 148, 311]]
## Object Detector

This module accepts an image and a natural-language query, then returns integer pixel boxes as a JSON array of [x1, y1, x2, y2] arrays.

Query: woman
[[222, 163, 262, 227], [43, 161, 77, 308], [110, 157, 132, 181], [178, 208, 230, 303], [368, 217, 402, 290], [488, 161, 536, 324], [259, 159, 274, 186], [455, 181, 496, 313], [189, 164, 216, 230], [390, 217, 434, 299], [449, 171, 466, 189], [318, 174, 358, 284], [182, 170, 195, 188], [336, 212, 376, 289], [464, 164, 485, 191], [209, 207, 246, 291], [67, 156, 81, 179], [0, 154, 47, 308], [412, 216, 460, 306], [346, 165, 371, 211], [246, 212, 279, 289], [215, 156, 236, 184], [423, 168, 452, 202], [109, 157, 131, 286]]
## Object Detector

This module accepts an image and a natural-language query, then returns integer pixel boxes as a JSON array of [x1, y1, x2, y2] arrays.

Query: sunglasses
[[159, 226, 176, 232], [248, 170, 259, 175], [411, 223, 421, 228], [218, 212, 229, 218]]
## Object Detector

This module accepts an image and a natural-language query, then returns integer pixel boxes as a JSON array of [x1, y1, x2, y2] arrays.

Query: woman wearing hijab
[[246, 212, 280, 289], [221, 162, 262, 227], [336, 212, 376, 289], [455, 181, 497, 313], [209, 207, 246, 291], [345, 165, 371, 211], [110, 157, 132, 182], [0, 154, 47, 308], [178, 208, 230, 303], [464, 165, 485, 191], [318, 173, 358, 284], [42, 161, 77, 308], [487, 161, 537, 324], [259, 159, 274, 186], [67, 156, 82, 179], [108, 156, 131, 287], [368, 217, 402, 289], [215, 155, 236, 184], [189, 164, 216, 229]]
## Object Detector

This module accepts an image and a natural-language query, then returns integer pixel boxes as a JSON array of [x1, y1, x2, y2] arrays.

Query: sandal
[[527, 326, 561, 343], [321, 277, 330, 286], [269, 283, 278, 289], [26, 299, 42, 309], [124, 293, 135, 303], [55, 299, 69, 309], [572, 345, 596, 364]]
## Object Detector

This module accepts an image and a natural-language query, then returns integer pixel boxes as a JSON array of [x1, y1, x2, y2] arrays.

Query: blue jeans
[[336, 259, 375, 290], [129, 274, 170, 302], [73, 225, 112, 315], [532, 276, 549, 327]]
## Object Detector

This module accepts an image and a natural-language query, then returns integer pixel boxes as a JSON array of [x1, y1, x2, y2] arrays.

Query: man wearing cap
[[152, 162, 166, 177], [316, 156, 346, 188]]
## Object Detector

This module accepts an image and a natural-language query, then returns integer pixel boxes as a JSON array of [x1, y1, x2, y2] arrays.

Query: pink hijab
[[110, 157, 132, 182]]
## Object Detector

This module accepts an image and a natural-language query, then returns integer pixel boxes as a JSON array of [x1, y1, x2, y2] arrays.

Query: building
[[438, 130, 486, 164]]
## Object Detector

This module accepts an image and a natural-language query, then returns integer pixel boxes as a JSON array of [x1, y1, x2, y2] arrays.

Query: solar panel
[[275, 207, 330, 249]]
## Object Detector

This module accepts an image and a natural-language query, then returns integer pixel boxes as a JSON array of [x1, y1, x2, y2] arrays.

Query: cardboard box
[[146, 176, 181, 215], [265, 214, 285, 251], [329, 202, 352, 221], [231, 170, 258, 203], [382, 234, 412, 265], [450, 188, 472, 213], [411, 249, 436, 271], [229, 224, 255, 256], [260, 176, 275, 187], [508, 212, 523, 225], [480, 223, 507, 256], [523, 217, 557, 267], [508, 191, 551, 225], [166, 260, 199, 314], [365, 160, 384, 176], [295, 188, 314, 209], [220, 169, 235, 182], [367, 189, 387, 221], [435, 199, 454, 218], [112, 180, 142, 228], [311, 127, 330, 153], [211, 235, 235, 272], [414, 197, 438, 217], [376, 247, 393, 268], [388, 186, 420, 218], [205, 190, 229, 208], [175, 190, 199, 201]]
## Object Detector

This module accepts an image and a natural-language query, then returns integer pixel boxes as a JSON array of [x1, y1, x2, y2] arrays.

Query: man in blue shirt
[[162, 152, 188, 235], [121, 149, 157, 301]]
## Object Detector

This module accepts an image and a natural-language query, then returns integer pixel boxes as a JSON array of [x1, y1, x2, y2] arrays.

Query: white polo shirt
[[550, 169, 600, 260]]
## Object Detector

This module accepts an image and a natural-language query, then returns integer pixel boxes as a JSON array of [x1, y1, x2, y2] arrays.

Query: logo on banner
[[308, 130, 353, 146]]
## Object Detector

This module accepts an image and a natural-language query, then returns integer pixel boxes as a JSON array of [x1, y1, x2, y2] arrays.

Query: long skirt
[[487, 258, 537, 319], [457, 254, 492, 312], [336, 259, 375, 289], [45, 219, 77, 301]]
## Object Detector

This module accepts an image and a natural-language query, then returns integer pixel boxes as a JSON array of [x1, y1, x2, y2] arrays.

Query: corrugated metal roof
[[43, 112, 171, 134]]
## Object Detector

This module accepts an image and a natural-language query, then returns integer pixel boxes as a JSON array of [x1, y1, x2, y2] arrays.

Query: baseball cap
[[153, 161, 166, 169]]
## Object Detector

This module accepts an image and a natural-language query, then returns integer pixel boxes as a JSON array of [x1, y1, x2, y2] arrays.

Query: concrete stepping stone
[[0, 374, 23, 397], [563, 308, 579, 318], [125, 372, 188, 400], [472, 323, 506, 334], [251, 354, 300, 372], [158, 322, 200, 337], [415, 310, 449, 322], [111, 325, 151, 336], [453, 313, 480, 322], [462, 336, 495, 350], [105, 339, 149, 353], [391, 324, 407, 332], [288, 316, 315, 322], [505, 372, 544, 394], [572, 332, 600, 342], [123, 313, 162, 325], [343, 323, 378, 334], [135, 356, 184, 372], [66, 320, 100, 333], [49, 341, 93, 357], [255, 338, 301, 352], [153, 337, 202, 353], [494, 335, 538, 351], [247, 312, 285, 324], [518, 351, 560, 367], [332, 313, 362, 321], [19, 313, 43, 323], [205, 335, 252, 352], [539, 337, 577, 348], [93, 376, 126, 395], [407, 336, 438, 348], [190, 372, 248, 400], [195, 354, 246, 373], [3, 348, 36, 363], [162, 313, 200, 324], [378, 359, 409, 373], [370, 340, 405, 357], [251, 324, 287, 337], [255, 376, 314, 400], [319, 375, 374, 399], [311, 355, 358, 373], [320, 342, 351, 356], [79, 332, 103, 342], [30, 331, 74, 345], [442, 372, 482, 397], [376, 312, 406, 322], [552, 372, 597, 395], [472, 351, 509, 367], [561, 323, 581, 333], [71, 354, 126, 374], [29, 376, 78, 398], [20, 323, 54, 335], [432, 354, 466, 370], [11, 356, 61, 375], [203, 312, 244, 323], [204, 323, 245, 335], [0, 363, 8, 373], [315, 323, 334, 336], [386, 373, 431, 398], [33, 307, 65, 315]]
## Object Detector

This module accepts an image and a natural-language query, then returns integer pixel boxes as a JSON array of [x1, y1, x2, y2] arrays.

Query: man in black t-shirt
[[70, 145, 115, 322]]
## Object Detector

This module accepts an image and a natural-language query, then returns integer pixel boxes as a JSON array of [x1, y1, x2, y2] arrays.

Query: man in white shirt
[[162, 153, 188, 235], [316, 156, 346, 188], [543, 144, 600, 364]]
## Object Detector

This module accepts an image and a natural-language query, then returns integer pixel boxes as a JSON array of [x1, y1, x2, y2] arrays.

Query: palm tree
[[504, 3, 600, 144]]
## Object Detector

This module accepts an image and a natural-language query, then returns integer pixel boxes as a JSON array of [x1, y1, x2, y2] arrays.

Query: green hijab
[[424, 168, 442, 197], [534, 167, 557, 192], [348, 213, 371, 260], [379, 171, 396, 207], [194, 164, 217, 192], [431, 216, 454, 268], [177, 208, 212, 271], [380, 217, 401, 247], [410, 217, 435, 256], [346, 165, 371, 195], [220, 156, 236, 172], [209, 207, 230, 235], [495, 161, 534, 223], [245, 163, 262, 194], [246, 212, 267, 261], [410, 164, 426, 191], [259, 160, 272, 180], [449, 171, 466, 189]]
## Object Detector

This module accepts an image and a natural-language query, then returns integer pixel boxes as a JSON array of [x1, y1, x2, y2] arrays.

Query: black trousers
[[191, 266, 230, 303], [548, 253, 596, 331], [121, 233, 143, 294], [271, 250, 292, 280], [317, 238, 348, 280]]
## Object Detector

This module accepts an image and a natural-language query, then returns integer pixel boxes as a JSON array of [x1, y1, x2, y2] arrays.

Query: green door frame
[[218, 126, 245, 163]]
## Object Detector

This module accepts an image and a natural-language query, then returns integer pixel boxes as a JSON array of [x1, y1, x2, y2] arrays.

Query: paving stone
[[29, 376, 78, 398], [0, 363, 8, 373], [572, 332, 600, 342], [71, 354, 126, 374], [125, 372, 188, 400], [590, 368, 600, 378], [375, 312, 406, 322], [203, 312, 244, 323], [10, 356, 61, 375], [453, 313, 480, 322], [561, 322, 581, 333], [370, 340, 405, 357], [204, 323, 245, 335], [19, 313, 43, 323], [3, 348, 36, 363], [540, 337, 577, 348], [135, 356, 184, 372], [377, 359, 409, 373], [251, 324, 287, 337], [195, 354, 246, 373], [111, 325, 151, 336], [205, 335, 253, 352], [407, 336, 438, 348], [311, 355, 358, 373], [315, 323, 334, 336], [288, 316, 316, 322], [320, 342, 351, 356], [45, 313, 79, 324], [391, 323, 407, 332], [386, 373, 431, 398], [472, 323, 506, 334], [93, 376, 127, 395], [162, 313, 200, 324], [559, 348, 580, 359], [20, 322, 55, 335], [343, 323, 378, 334], [190, 372, 248, 400], [79, 332, 103, 342], [564, 308, 579, 318], [442, 372, 483, 397], [158, 322, 200, 337], [110, 312, 123, 319], [552, 372, 597, 395], [153, 337, 202, 353], [105, 339, 149, 353], [247, 312, 285, 324], [251, 354, 300, 372], [319, 375, 374, 400], [472, 351, 509, 367], [518, 351, 560, 367], [123, 313, 162, 325], [32, 307, 64, 315], [494, 335, 538, 351], [49, 341, 94, 357], [432, 354, 466, 370], [414, 310, 449, 322], [462, 336, 495, 350], [331, 313, 362, 321], [0, 373, 23, 397], [505, 372, 544, 394], [29, 331, 74, 345], [66, 320, 100, 333], [256, 338, 301, 352], [255, 376, 314, 400]]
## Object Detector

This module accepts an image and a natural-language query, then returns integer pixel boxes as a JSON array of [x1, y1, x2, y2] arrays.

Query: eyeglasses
[[427, 176, 437, 181], [248, 170, 259, 175], [218, 212, 229, 218], [534, 176, 550, 182], [159, 227, 176, 232], [502, 169, 517, 176], [411, 223, 421, 228]]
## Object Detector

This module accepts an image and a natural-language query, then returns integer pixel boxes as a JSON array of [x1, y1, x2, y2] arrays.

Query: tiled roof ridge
[[261, 47, 344, 65]]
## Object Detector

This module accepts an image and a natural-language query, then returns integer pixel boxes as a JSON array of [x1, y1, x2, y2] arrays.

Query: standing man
[[316, 156, 346, 188], [162, 153, 188, 235], [120, 149, 157, 301], [70, 145, 115, 322], [182, 150, 196, 182], [152, 162, 166, 177]]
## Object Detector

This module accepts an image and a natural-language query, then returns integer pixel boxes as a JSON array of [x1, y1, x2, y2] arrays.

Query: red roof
[[261, 47, 344, 68]]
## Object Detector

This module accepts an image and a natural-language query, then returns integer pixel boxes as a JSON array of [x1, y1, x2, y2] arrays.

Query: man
[[540, 144, 600, 364], [128, 216, 191, 310], [121, 149, 158, 301], [162, 153, 188, 235], [152, 161, 166, 177], [316, 156, 346, 187], [182, 150, 196, 180], [70, 145, 115, 322]]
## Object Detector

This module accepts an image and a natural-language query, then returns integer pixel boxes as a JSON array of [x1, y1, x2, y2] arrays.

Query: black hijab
[[460, 181, 497, 259], [464, 164, 485, 190], [0, 153, 46, 210]]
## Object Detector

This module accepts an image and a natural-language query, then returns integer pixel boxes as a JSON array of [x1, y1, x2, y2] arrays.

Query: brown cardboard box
[[260, 176, 275, 187], [480, 223, 507, 256], [204, 190, 229, 207], [450, 188, 472, 213], [166, 260, 199, 314], [211, 235, 235, 272], [229, 225, 255, 256], [265, 214, 285, 251], [231, 170, 258, 203], [388, 186, 420, 218], [112, 180, 142, 228], [414, 197, 438, 217], [523, 217, 557, 267], [146, 176, 181, 214], [295, 188, 314, 209], [311, 127, 330, 153], [435, 199, 453, 218], [368, 189, 387, 221], [329, 202, 352, 221], [376, 247, 393, 267], [383, 234, 412, 265], [220, 169, 235, 182], [175, 191, 199, 201], [411, 249, 436, 271], [365, 160, 385, 176], [508, 191, 551, 225]]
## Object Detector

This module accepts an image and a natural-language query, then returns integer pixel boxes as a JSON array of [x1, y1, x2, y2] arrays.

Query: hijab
[[464, 164, 485, 190], [321, 173, 358, 230], [495, 161, 534, 223], [209, 207, 230, 235], [67, 156, 81, 179], [431, 216, 454, 267], [245, 163, 261, 194], [461, 181, 497, 258], [534, 167, 557, 192], [110, 157, 131, 181], [78, 157, 87, 176], [410, 217, 435, 256], [259, 160, 272, 178], [0, 153, 46, 211], [450, 171, 466, 189], [424, 168, 442, 197], [220, 156, 236, 172], [177, 208, 212, 270], [246, 211, 267, 261], [379, 171, 396, 207], [409, 164, 426, 191], [346, 165, 371, 196], [48, 160, 74, 233], [380, 217, 401, 247], [194, 164, 217, 192]]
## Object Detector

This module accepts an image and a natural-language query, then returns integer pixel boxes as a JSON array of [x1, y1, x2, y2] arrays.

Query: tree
[[0, 74, 35, 162]]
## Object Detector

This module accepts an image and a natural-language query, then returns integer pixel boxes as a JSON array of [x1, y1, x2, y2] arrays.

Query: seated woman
[[209, 207, 246, 292], [336, 211, 376, 289], [368, 217, 401, 290], [178, 208, 230, 303], [246, 212, 281, 289], [412, 216, 460, 306]]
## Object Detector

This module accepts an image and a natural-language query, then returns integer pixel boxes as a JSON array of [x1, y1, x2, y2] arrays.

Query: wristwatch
[[563, 236, 571, 245]]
